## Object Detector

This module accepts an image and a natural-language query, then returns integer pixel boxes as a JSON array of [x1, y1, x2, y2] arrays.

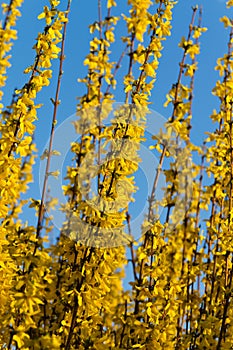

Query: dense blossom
[[0, 0, 232, 349]]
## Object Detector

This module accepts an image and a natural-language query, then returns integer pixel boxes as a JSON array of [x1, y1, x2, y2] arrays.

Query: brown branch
[[1, 0, 14, 31], [127, 211, 138, 282], [171, 6, 198, 122], [64, 247, 94, 350], [35, 0, 72, 243]]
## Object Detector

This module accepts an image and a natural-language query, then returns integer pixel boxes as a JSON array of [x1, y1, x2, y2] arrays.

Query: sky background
[[2, 0, 231, 139], [0, 0, 231, 253]]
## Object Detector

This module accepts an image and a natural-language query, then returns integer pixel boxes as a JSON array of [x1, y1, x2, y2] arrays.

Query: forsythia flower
[[0, 0, 24, 110]]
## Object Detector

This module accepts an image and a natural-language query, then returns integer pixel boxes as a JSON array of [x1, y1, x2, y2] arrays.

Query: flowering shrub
[[0, 0, 233, 349]]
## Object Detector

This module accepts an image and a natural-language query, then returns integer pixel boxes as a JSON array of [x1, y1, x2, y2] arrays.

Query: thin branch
[[35, 0, 72, 243]]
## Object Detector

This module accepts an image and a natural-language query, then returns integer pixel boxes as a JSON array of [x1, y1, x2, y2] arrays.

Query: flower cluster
[[0, 0, 24, 111], [123, 0, 176, 106], [0, 0, 233, 349], [0, 1, 71, 348]]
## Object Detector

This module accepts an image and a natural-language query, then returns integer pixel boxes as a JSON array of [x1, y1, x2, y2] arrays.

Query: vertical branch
[[127, 211, 138, 282], [1, 0, 14, 31], [35, 0, 72, 242], [125, 31, 135, 104], [171, 6, 198, 122], [217, 28, 233, 346]]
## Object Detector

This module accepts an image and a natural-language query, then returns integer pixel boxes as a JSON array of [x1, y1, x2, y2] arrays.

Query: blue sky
[[0, 0, 231, 244], [2, 0, 230, 138]]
